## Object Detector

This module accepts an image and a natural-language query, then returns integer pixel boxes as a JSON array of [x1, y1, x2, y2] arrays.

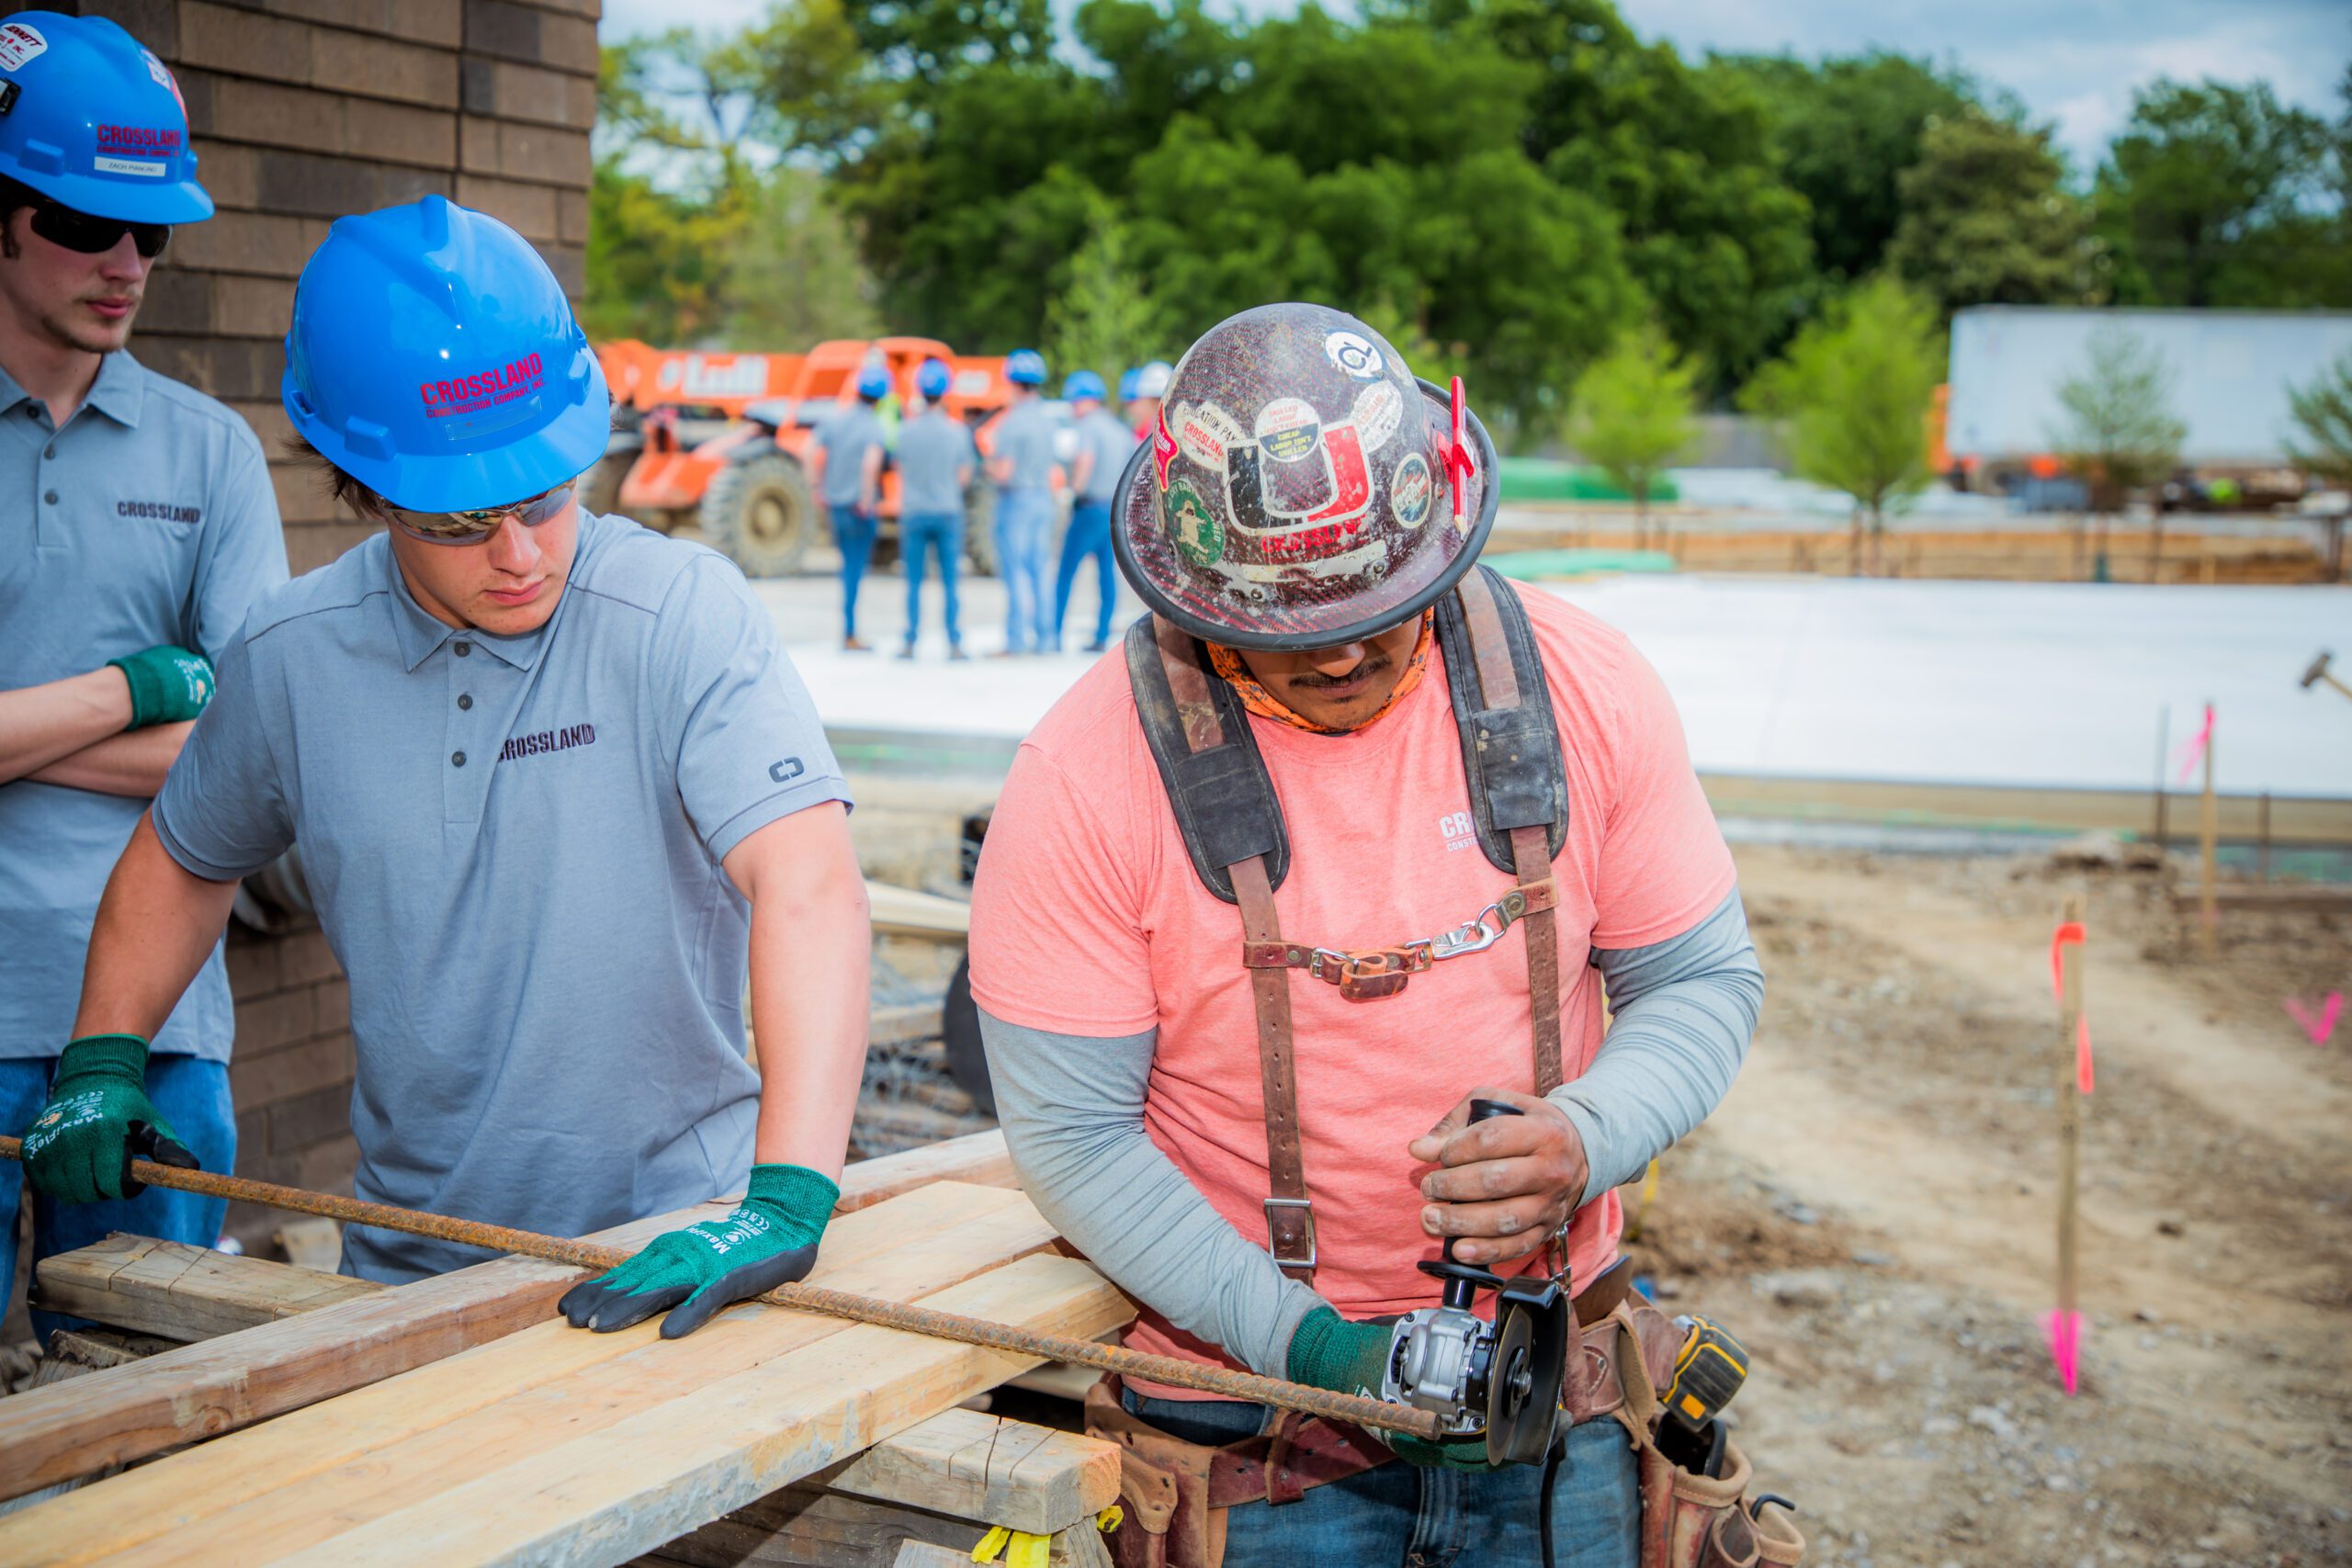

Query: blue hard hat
[[856, 364, 892, 400], [1062, 369, 1106, 403], [0, 13, 211, 223], [1005, 349, 1046, 387], [1118, 368, 1141, 403], [282, 196, 610, 513], [917, 357, 953, 400]]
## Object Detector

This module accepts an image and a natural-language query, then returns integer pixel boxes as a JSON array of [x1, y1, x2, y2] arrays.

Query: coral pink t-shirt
[[969, 586, 1735, 1382]]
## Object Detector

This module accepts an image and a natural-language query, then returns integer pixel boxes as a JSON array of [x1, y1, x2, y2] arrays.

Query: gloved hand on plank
[[21, 1033, 201, 1201], [559, 1162, 839, 1337]]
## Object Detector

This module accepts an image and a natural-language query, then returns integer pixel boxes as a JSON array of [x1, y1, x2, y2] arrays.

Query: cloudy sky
[[602, 0, 2349, 173]]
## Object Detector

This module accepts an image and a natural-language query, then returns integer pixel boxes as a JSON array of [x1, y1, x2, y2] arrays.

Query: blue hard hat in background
[[856, 364, 892, 400], [917, 357, 953, 400], [1062, 369, 1106, 403], [282, 196, 610, 513], [1005, 349, 1047, 387], [0, 13, 211, 223], [1118, 368, 1141, 403]]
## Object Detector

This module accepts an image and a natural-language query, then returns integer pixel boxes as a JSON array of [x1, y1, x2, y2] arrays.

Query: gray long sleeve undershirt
[[976, 885, 1764, 1380]]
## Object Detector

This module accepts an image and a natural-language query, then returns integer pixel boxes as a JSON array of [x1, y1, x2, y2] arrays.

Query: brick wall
[[49, 0, 599, 1245]]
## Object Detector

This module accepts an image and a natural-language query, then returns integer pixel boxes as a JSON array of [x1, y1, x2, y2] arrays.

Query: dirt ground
[[1634, 841, 2352, 1568]]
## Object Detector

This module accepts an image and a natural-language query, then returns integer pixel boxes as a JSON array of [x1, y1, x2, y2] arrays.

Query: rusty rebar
[[0, 1135, 1441, 1440]]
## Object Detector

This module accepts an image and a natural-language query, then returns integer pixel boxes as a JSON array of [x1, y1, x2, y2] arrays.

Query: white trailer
[[1944, 306, 2352, 491]]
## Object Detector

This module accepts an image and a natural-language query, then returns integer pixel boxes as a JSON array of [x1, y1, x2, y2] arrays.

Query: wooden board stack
[[0, 1131, 1136, 1568]]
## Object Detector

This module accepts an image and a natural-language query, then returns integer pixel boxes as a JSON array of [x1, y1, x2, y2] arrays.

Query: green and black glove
[[107, 645, 214, 728], [20, 1034, 200, 1203], [1286, 1305, 1497, 1471], [559, 1163, 839, 1339]]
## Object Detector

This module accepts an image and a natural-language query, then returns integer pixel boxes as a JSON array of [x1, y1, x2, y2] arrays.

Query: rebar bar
[[0, 1134, 1441, 1439]]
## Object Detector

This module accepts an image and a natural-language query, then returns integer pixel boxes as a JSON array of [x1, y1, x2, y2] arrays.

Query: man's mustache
[[1289, 652, 1390, 690]]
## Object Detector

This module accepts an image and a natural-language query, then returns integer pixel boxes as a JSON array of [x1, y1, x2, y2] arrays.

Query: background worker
[[895, 356, 977, 660], [1050, 369, 1132, 654], [1125, 358, 1171, 440], [0, 13, 286, 1336], [22, 197, 871, 1341], [810, 364, 891, 651], [969, 305, 1763, 1563], [987, 348, 1054, 656]]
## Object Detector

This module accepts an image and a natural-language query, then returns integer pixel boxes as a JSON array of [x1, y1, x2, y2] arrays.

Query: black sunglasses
[[27, 198, 170, 260]]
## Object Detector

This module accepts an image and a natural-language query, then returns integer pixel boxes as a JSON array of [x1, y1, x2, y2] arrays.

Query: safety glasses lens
[[29, 204, 170, 258], [383, 479, 577, 544]]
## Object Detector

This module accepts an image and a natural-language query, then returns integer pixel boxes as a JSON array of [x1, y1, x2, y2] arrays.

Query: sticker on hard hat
[[1351, 380, 1403, 453], [1323, 330, 1385, 382], [1165, 479, 1222, 567], [1254, 399, 1323, 464], [1152, 409, 1179, 489], [0, 22, 48, 71], [1391, 454, 1432, 526], [1171, 401, 1243, 473], [1226, 417, 1373, 551]]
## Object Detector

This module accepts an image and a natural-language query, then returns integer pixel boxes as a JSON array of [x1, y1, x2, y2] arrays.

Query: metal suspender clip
[[1262, 1196, 1317, 1271]]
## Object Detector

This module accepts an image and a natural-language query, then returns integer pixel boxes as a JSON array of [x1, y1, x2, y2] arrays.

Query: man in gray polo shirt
[[811, 367, 890, 651], [27, 197, 870, 1341], [988, 349, 1056, 656], [894, 356, 976, 660], [0, 13, 286, 1337], [1050, 370, 1134, 654]]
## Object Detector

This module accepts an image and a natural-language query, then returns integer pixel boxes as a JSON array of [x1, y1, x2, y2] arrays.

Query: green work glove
[[107, 645, 214, 728], [559, 1163, 839, 1339], [20, 1034, 200, 1203], [1286, 1305, 1498, 1471]]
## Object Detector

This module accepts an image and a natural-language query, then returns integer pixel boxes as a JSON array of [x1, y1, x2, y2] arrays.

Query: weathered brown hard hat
[[1112, 302, 1498, 651]]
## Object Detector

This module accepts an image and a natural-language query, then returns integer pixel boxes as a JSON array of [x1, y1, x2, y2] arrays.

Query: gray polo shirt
[[0, 350, 287, 1063], [814, 402, 888, 508], [897, 410, 978, 516], [1074, 408, 1136, 505], [152, 513, 851, 1280], [992, 399, 1056, 492]]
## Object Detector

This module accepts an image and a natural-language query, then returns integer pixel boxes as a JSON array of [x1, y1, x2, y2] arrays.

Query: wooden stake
[[2199, 707, 2220, 958], [2055, 896, 2085, 1336]]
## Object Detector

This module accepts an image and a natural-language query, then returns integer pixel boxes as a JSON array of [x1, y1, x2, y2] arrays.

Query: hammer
[[2301, 650, 2352, 704]]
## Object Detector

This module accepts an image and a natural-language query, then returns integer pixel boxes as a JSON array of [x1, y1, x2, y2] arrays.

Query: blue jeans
[[994, 488, 1055, 653], [1125, 1393, 1640, 1568], [830, 503, 879, 640], [2, 1052, 235, 1345], [901, 510, 965, 648], [1053, 499, 1116, 649]]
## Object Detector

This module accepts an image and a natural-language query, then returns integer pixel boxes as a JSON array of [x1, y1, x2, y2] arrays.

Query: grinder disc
[[1484, 1298, 1565, 1466]]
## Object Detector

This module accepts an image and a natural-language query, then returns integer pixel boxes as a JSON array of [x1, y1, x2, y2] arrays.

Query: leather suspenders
[[1125, 567, 1570, 1283]]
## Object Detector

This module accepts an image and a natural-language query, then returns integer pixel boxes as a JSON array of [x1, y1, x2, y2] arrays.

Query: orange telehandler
[[585, 337, 1026, 577]]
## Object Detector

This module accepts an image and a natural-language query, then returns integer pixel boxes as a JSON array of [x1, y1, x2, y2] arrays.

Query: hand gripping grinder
[[1380, 1100, 1574, 1465]]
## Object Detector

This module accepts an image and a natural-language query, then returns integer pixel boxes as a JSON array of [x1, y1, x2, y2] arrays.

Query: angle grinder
[[1380, 1099, 1573, 1466]]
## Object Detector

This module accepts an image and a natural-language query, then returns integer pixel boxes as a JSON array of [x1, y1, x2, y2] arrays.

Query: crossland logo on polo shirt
[[498, 722, 596, 762], [421, 354, 546, 419], [118, 499, 202, 524]]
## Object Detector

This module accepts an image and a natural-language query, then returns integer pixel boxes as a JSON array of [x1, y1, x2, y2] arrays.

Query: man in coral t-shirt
[[969, 304, 1763, 1568]]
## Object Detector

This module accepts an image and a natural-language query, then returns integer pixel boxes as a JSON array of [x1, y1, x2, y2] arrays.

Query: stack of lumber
[[0, 1131, 1136, 1567]]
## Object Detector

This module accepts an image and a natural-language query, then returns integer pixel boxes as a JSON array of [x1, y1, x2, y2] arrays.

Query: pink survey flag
[[2044, 1308, 2083, 1396]]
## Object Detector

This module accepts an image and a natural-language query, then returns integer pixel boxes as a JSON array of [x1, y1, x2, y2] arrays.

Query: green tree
[[720, 167, 881, 348], [1890, 109, 2096, 316], [1046, 212, 1163, 396], [1742, 276, 1942, 575], [2284, 347, 2352, 579], [1562, 323, 1700, 548], [2048, 325, 2187, 580], [2096, 79, 2331, 307]]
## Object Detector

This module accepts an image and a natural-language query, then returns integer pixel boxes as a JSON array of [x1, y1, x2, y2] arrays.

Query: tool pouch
[[1606, 1303, 1807, 1568]]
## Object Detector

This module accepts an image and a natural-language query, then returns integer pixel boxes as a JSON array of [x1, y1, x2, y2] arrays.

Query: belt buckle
[[1262, 1197, 1317, 1270]]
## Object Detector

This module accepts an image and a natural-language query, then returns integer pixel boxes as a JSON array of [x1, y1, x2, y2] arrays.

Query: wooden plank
[[0, 1135, 1016, 1501], [249, 1252, 1135, 1567], [824, 1406, 1119, 1536], [0, 1183, 1057, 1567], [2172, 882, 2352, 912], [866, 881, 972, 942], [33, 1235, 379, 1342]]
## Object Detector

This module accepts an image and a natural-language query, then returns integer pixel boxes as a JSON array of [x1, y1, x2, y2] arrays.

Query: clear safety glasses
[[368, 477, 580, 546]]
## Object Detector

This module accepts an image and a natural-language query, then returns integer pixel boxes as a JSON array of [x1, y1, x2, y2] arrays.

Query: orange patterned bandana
[[1206, 611, 1436, 735]]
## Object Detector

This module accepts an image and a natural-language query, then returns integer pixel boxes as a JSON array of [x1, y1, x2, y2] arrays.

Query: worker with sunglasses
[[0, 14, 288, 1338], [27, 197, 872, 1340]]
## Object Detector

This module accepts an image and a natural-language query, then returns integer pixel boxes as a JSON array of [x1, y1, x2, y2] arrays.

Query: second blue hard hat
[[917, 358, 953, 400], [1005, 349, 1047, 387], [1062, 369, 1106, 404], [856, 364, 892, 400], [282, 196, 610, 513], [0, 13, 211, 223]]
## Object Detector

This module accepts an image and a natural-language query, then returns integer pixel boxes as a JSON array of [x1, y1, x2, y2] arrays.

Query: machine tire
[[962, 482, 999, 577], [941, 953, 994, 1116], [702, 453, 815, 577]]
